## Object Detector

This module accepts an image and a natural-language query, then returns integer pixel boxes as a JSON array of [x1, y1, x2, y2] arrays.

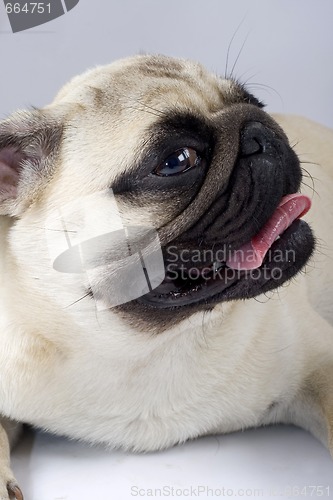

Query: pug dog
[[0, 54, 333, 499]]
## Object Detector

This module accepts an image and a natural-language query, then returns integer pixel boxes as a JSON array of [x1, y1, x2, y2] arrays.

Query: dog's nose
[[240, 121, 273, 157]]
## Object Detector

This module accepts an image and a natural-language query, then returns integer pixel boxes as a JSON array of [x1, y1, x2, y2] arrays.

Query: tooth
[[213, 261, 223, 272]]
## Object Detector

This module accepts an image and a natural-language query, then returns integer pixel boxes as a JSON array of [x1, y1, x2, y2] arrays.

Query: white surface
[[12, 426, 333, 500]]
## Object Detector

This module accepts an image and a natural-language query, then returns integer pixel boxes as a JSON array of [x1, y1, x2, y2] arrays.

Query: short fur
[[0, 55, 332, 499]]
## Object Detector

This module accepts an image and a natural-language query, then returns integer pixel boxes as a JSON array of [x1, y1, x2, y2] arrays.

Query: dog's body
[[0, 55, 332, 499]]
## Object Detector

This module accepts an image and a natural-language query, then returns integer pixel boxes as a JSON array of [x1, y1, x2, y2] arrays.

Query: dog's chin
[[137, 219, 315, 310]]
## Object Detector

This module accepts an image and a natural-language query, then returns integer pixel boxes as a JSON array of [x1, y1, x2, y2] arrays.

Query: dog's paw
[[6, 482, 23, 500], [0, 420, 24, 500], [0, 479, 23, 500]]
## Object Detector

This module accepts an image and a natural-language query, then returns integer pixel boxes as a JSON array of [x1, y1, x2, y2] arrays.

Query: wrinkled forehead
[[52, 55, 234, 116]]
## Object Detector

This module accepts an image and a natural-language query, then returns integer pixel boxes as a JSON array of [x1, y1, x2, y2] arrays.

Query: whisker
[[251, 213, 262, 233], [301, 181, 317, 196], [34, 227, 78, 234], [300, 171, 316, 196], [133, 98, 168, 117], [225, 15, 247, 78], [201, 309, 210, 347], [245, 82, 283, 103], [125, 105, 162, 119], [230, 31, 250, 79], [65, 292, 91, 309], [254, 294, 271, 304], [239, 72, 259, 85], [313, 235, 331, 256], [299, 159, 320, 167], [301, 167, 319, 178]]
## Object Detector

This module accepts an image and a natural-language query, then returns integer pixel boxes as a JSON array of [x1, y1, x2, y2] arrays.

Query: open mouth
[[139, 193, 315, 309]]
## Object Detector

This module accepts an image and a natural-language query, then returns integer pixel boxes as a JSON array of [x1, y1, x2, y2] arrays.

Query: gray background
[[1, 0, 332, 127]]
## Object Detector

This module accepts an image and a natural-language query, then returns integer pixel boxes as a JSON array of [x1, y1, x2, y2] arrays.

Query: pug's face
[[0, 55, 314, 333]]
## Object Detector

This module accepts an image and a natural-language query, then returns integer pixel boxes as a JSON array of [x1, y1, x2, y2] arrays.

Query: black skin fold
[[102, 101, 315, 328]]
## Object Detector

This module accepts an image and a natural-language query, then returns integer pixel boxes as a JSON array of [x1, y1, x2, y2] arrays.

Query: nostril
[[240, 121, 271, 157], [241, 137, 263, 157]]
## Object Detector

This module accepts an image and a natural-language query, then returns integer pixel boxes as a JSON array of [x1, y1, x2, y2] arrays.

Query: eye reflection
[[154, 148, 201, 177]]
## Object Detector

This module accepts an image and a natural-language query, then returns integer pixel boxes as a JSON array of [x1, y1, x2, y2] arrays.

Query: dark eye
[[153, 148, 202, 177]]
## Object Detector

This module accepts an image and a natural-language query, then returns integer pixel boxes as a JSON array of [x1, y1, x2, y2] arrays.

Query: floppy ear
[[0, 109, 63, 216]]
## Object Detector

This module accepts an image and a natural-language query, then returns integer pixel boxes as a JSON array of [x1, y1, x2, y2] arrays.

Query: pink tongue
[[226, 193, 311, 270]]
